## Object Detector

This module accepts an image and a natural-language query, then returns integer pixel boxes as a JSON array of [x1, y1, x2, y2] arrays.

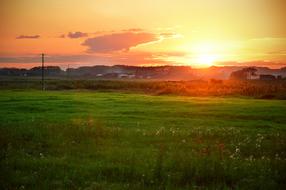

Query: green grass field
[[0, 90, 285, 189]]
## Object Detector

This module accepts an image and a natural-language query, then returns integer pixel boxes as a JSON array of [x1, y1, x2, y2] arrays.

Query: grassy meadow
[[1, 78, 286, 99], [0, 90, 286, 189]]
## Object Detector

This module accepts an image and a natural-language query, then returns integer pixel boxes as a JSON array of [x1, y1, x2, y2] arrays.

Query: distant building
[[229, 67, 257, 80], [247, 72, 259, 80], [259, 74, 276, 80], [117, 73, 135, 79], [128, 74, 136, 79], [118, 74, 129, 78], [96, 74, 103, 77], [103, 73, 119, 78]]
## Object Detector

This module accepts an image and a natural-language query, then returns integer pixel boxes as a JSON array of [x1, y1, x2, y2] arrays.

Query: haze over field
[[1, 2, 286, 189], [1, 0, 286, 68]]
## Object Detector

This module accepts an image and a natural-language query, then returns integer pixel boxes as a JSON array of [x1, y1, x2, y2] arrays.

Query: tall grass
[[1, 78, 286, 99], [1, 121, 285, 189]]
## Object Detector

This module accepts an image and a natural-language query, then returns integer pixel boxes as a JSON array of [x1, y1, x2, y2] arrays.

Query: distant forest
[[1, 65, 286, 80]]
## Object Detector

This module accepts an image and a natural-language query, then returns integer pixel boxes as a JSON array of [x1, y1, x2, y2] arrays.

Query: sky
[[0, 0, 286, 68]]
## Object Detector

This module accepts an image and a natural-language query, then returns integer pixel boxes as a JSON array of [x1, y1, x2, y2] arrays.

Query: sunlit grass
[[0, 90, 285, 189]]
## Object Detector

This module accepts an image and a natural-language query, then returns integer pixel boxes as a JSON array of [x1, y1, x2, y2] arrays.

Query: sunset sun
[[195, 54, 217, 67], [186, 42, 220, 67]]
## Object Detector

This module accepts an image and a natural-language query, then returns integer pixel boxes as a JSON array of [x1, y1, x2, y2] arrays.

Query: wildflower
[[275, 153, 281, 160], [249, 155, 254, 161], [155, 127, 165, 135]]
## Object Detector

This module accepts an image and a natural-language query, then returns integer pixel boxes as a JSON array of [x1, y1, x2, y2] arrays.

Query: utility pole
[[67, 64, 70, 78], [41, 53, 45, 91]]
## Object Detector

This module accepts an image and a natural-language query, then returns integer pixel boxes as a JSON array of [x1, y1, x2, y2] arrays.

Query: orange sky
[[1, 0, 286, 68]]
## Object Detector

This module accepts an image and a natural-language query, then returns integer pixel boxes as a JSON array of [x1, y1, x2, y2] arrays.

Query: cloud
[[160, 32, 177, 38], [58, 34, 66, 38], [267, 50, 286, 55], [67, 31, 88, 39], [82, 32, 159, 53], [16, 35, 40, 39], [0, 52, 173, 67], [0, 55, 93, 63], [215, 61, 286, 68], [122, 28, 144, 32], [1, 53, 286, 69]]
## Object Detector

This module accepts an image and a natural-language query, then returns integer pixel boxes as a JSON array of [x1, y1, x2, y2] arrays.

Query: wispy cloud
[[0, 55, 93, 63], [215, 61, 286, 68], [81, 29, 182, 53], [82, 32, 159, 53], [16, 35, 40, 39], [0, 52, 173, 66], [58, 32, 89, 39], [67, 32, 88, 39], [58, 34, 66, 38], [122, 28, 144, 32]]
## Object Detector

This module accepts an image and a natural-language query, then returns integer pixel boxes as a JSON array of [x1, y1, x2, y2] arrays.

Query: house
[[96, 74, 103, 77], [247, 72, 259, 80], [229, 67, 258, 80]]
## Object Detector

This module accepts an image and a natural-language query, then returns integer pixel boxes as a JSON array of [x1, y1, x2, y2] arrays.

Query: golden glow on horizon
[[192, 42, 219, 67], [195, 54, 217, 67], [0, 0, 286, 68]]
